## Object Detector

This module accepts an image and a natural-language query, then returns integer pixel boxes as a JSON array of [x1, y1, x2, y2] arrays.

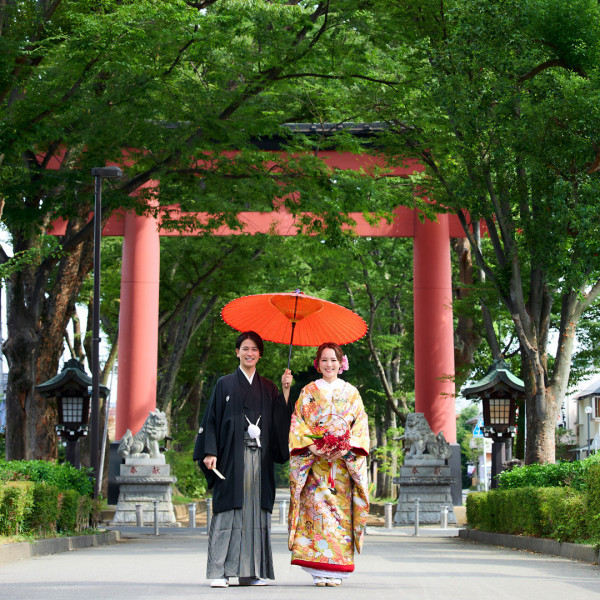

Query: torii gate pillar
[[115, 210, 160, 439], [413, 211, 456, 443]]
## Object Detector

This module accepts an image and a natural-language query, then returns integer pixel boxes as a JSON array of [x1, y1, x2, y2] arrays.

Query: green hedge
[[0, 460, 93, 495], [0, 480, 95, 537], [585, 463, 600, 540], [466, 486, 590, 543], [0, 460, 98, 537], [26, 483, 61, 535], [497, 453, 600, 491], [539, 487, 587, 542], [0, 481, 34, 536], [467, 455, 600, 543], [57, 489, 93, 533]]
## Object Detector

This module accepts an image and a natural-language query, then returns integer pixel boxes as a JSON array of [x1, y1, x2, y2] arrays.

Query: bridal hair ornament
[[339, 355, 349, 373]]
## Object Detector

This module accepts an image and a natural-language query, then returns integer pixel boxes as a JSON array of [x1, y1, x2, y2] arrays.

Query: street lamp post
[[585, 405, 593, 458], [462, 359, 524, 489], [91, 166, 122, 498]]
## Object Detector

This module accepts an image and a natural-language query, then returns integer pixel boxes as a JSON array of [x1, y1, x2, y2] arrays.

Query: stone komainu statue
[[401, 412, 453, 460], [118, 409, 169, 458]]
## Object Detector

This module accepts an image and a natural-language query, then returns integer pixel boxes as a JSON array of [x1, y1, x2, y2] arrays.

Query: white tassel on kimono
[[246, 416, 262, 447]]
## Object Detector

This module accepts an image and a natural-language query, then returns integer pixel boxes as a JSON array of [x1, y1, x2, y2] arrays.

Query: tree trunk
[[524, 385, 559, 464], [375, 423, 387, 497], [186, 377, 206, 432], [3, 277, 37, 459], [452, 238, 481, 389], [3, 221, 93, 460], [518, 287, 587, 464], [157, 293, 217, 411]]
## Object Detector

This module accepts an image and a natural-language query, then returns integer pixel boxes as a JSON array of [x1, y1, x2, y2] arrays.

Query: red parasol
[[221, 290, 367, 368]]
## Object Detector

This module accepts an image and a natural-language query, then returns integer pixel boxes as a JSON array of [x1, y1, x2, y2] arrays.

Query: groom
[[194, 330, 293, 587]]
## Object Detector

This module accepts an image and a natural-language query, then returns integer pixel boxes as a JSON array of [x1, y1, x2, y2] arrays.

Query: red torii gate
[[77, 149, 464, 446]]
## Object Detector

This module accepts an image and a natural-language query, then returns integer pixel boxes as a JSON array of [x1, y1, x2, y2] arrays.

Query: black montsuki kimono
[[193, 368, 292, 515]]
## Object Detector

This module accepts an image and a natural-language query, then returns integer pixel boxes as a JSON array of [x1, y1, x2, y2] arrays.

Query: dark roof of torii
[[284, 122, 386, 134], [462, 358, 525, 398], [252, 122, 389, 150], [36, 358, 109, 398]]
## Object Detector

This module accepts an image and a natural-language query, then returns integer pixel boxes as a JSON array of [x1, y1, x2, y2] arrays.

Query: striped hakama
[[206, 433, 274, 580]]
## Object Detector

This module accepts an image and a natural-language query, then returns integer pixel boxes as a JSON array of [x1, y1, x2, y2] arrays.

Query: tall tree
[[366, 0, 600, 462], [0, 0, 404, 459]]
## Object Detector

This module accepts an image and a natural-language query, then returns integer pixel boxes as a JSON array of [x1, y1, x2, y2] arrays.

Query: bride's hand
[[309, 444, 324, 457], [309, 445, 344, 461], [324, 449, 345, 461]]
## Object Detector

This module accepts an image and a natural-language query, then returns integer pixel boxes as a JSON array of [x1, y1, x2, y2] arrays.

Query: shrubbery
[[166, 450, 207, 499], [467, 459, 600, 543], [496, 453, 600, 490], [0, 459, 93, 496], [0, 460, 96, 537], [0, 481, 34, 536], [585, 464, 600, 540]]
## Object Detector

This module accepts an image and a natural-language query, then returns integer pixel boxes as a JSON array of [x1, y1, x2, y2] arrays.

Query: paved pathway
[[2, 526, 600, 600]]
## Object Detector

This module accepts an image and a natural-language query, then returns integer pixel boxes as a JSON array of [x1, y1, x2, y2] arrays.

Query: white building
[[570, 377, 600, 459], [466, 414, 492, 490]]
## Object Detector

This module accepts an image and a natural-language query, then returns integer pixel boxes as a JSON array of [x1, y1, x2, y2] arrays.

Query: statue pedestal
[[393, 459, 457, 525], [110, 456, 179, 526]]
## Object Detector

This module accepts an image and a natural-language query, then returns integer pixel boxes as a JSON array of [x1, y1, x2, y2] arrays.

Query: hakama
[[206, 433, 274, 579]]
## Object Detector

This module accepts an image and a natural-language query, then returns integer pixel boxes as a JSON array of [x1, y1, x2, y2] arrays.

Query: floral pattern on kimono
[[288, 379, 369, 572]]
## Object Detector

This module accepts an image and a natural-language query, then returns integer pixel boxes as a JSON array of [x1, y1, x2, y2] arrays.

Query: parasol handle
[[287, 321, 297, 370], [286, 294, 300, 370]]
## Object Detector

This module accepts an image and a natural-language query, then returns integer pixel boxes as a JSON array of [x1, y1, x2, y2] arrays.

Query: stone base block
[[393, 464, 457, 525], [110, 474, 179, 526]]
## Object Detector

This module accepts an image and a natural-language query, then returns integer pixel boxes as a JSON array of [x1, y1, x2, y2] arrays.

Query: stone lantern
[[462, 359, 524, 489], [36, 359, 109, 468]]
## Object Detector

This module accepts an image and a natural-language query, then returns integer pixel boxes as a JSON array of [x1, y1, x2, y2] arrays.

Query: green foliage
[[373, 426, 405, 476], [497, 454, 600, 491], [274, 461, 289, 489], [25, 483, 60, 536], [0, 460, 93, 496], [0, 479, 94, 537], [585, 464, 600, 539], [58, 489, 86, 533], [468, 457, 600, 543], [0, 238, 64, 280], [166, 450, 207, 499], [0, 481, 34, 536], [57, 490, 79, 531], [467, 486, 588, 543], [538, 488, 588, 543], [3, 0, 410, 461], [366, 0, 600, 461]]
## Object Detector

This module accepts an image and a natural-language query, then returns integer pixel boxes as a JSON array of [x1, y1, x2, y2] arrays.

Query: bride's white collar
[[315, 378, 344, 390]]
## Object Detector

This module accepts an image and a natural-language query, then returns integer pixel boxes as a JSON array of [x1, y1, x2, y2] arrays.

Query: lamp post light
[[483, 396, 518, 487], [55, 394, 89, 468], [585, 405, 593, 458], [462, 359, 524, 489], [36, 359, 108, 469], [91, 166, 122, 498]]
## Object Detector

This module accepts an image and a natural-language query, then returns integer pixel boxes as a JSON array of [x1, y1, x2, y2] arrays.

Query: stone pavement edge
[[2, 527, 600, 600]]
